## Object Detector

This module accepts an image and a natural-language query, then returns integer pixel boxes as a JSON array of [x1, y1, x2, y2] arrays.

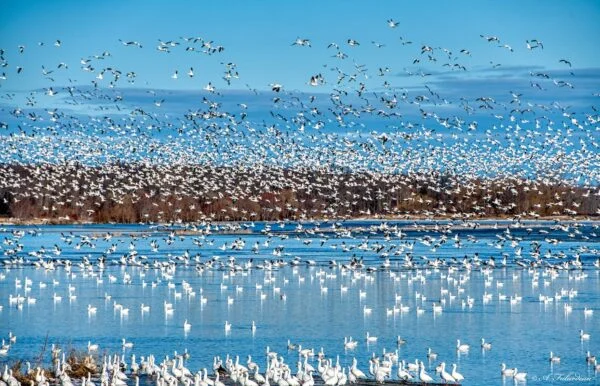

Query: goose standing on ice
[[253, 366, 266, 384], [396, 361, 412, 381], [451, 364, 464, 382], [418, 361, 433, 383], [347, 367, 356, 384], [350, 358, 365, 379], [438, 362, 456, 383]]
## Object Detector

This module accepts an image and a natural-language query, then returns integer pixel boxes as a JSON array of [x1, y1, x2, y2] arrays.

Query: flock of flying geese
[[0, 19, 598, 225]]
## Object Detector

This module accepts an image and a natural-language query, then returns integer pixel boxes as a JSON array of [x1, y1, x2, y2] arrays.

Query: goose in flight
[[421, 45, 433, 54], [204, 82, 215, 92], [309, 74, 324, 86], [480, 34, 500, 43], [559, 59, 572, 67], [292, 37, 311, 47], [526, 39, 544, 49], [119, 39, 143, 48]]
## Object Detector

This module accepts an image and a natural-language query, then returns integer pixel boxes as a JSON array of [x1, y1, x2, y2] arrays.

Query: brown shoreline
[[1, 214, 598, 226]]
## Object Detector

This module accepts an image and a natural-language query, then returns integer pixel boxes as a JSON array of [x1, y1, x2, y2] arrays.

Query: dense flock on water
[[0, 14, 599, 386], [0, 219, 600, 385]]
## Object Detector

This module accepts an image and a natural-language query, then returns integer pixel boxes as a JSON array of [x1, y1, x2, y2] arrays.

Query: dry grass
[[8, 348, 99, 385], [64, 349, 99, 378], [9, 361, 53, 385]]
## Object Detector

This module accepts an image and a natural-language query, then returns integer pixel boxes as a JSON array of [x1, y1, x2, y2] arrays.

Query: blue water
[[0, 220, 599, 385]]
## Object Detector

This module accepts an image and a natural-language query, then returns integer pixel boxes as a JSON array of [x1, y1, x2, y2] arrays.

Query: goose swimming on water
[[501, 363, 516, 377], [456, 339, 469, 353]]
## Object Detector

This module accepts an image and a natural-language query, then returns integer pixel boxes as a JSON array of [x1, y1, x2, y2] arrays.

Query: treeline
[[0, 162, 597, 223]]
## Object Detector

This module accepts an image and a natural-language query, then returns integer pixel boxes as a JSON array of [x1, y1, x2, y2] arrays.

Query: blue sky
[[1, 0, 599, 92]]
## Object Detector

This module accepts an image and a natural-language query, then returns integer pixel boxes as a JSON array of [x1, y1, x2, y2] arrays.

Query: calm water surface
[[0, 221, 599, 385]]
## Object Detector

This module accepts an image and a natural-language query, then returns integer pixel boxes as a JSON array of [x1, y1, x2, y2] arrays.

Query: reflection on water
[[0, 221, 599, 385]]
